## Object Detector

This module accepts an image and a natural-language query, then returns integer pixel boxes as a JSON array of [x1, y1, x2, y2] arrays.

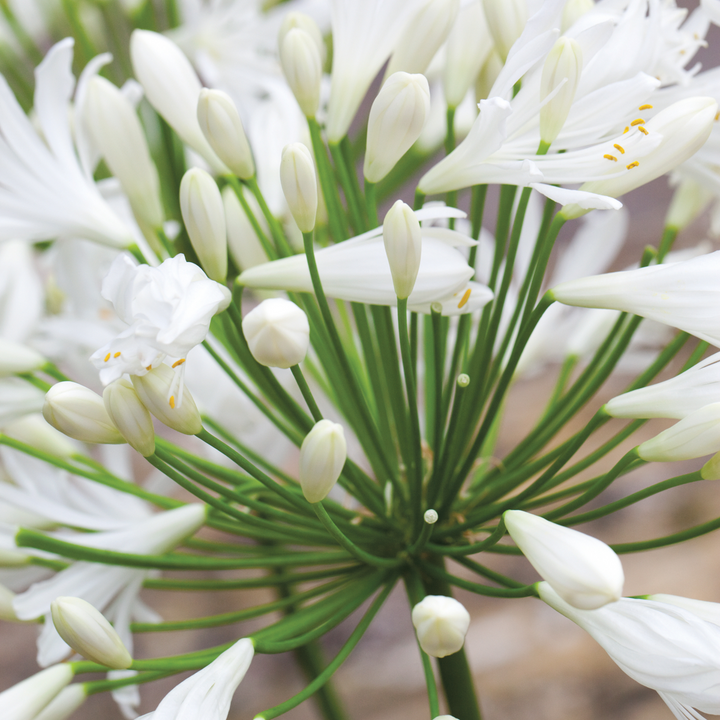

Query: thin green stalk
[[330, 141, 366, 233], [61, 0, 98, 67], [611, 513, 720, 552], [657, 225, 678, 261], [365, 180, 379, 227], [429, 306, 444, 453], [0, 0, 42, 63], [421, 558, 536, 599], [341, 135, 369, 229], [246, 176, 294, 257], [291, 364, 323, 421], [425, 520, 506, 557]]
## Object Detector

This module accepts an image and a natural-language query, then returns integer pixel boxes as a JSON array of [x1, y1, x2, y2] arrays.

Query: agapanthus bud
[[242, 298, 310, 369], [280, 143, 318, 233], [0, 665, 74, 720], [42, 382, 125, 445], [84, 76, 164, 230], [33, 685, 86, 720], [364, 73, 431, 183], [411, 595, 470, 658], [131, 364, 202, 435], [51, 597, 132, 669], [299, 419, 347, 503], [103, 379, 155, 457], [539, 37, 583, 146], [504, 509, 624, 609], [2, 414, 76, 457], [665, 176, 713, 231], [280, 28, 322, 118], [481, 0, 528, 61], [179, 168, 228, 283], [0, 339, 45, 376], [278, 12, 325, 62], [197, 89, 255, 180], [383, 200, 422, 299], [0, 583, 19, 621], [562, 0, 594, 32]]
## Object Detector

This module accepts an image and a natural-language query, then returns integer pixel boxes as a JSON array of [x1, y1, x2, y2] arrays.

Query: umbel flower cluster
[[2, 1, 720, 719]]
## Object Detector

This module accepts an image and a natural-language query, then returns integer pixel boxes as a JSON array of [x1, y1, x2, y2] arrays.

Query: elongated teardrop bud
[[299, 420, 347, 503], [280, 28, 322, 118], [280, 143, 318, 233], [383, 200, 422, 299], [103, 378, 155, 457]]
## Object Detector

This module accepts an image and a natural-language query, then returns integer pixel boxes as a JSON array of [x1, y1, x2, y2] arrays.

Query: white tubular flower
[[280, 28, 322, 118], [504, 510, 624, 609], [0, 340, 45, 377], [386, 0, 460, 77], [550, 249, 720, 348], [83, 75, 164, 231], [649, 594, 720, 626], [481, 0, 528, 61], [103, 379, 155, 457], [383, 200, 422, 299], [33, 685, 86, 720], [42, 383, 124, 445], [180, 168, 228, 283], [411, 595, 470, 658], [539, 37, 583, 146], [0, 665, 74, 720], [136, 638, 253, 720], [242, 298, 310, 369], [280, 143, 318, 233], [90, 253, 231, 386], [238, 207, 492, 315], [51, 596, 132, 669], [299, 420, 347, 503], [130, 30, 228, 174], [131, 364, 203, 435], [197, 89, 255, 180], [539, 582, 720, 720], [221, 186, 270, 272], [364, 72, 431, 184]]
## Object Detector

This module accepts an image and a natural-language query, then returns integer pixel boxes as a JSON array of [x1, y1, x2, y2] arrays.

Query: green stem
[[291, 364, 323, 422], [226, 176, 276, 260], [330, 141, 366, 233], [245, 176, 294, 257]]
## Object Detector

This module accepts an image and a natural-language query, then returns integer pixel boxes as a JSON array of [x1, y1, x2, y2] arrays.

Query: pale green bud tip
[[665, 177, 712, 232], [278, 12, 325, 63], [0, 338, 45, 376], [383, 200, 422, 299], [539, 37, 583, 145], [0, 582, 19, 621], [103, 379, 155, 457], [42, 382, 125, 445], [701, 451, 720, 480], [280, 28, 322, 118], [424, 509, 439, 524], [242, 298, 310, 369], [299, 419, 347, 503], [457, 373, 470, 388], [280, 143, 318, 233], [411, 595, 470, 657], [51, 597, 133, 669]]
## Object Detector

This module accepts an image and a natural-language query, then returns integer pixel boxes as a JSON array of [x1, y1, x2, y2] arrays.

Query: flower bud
[[665, 176, 713, 232], [33, 685, 87, 720], [0, 665, 74, 720], [242, 298, 310, 369], [51, 597, 133, 669], [0, 583, 19, 621], [221, 185, 270, 271], [562, 0, 594, 32], [197, 89, 255, 180], [131, 364, 202, 435], [180, 168, 228, 283], [0, 548, 31, 567], [42, 382, 125, 445], [364, 72, 431, 183], [84, 75, 164, 230], [539, 37, 583, 146], [383, 200, 422, 299], [280, 143, 317, 233], [504, 509, 624, 609], [278, 12, 325, 63], [280, 28, 322, 118], [0, 339, 45, 376], [701, 451, 720, 480], [481, 0, 528, 61], [299, 419, 347, 503], [411, 595, 470, 658], [2, 414, 76, 457], [103, 379, 155, 457]]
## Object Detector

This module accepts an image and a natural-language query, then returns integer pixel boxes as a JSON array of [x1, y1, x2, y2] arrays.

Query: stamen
[[613, 144, 625, 154], [638, 104, 653, 111], [623, 126, 629, 134], [146, 365, 152, 371], [457, 288, 472, 309], [104, 353, 111, 362], [630, 118, 645, 126], [626, 161, 639, 169], [172, 358, 186, 368], [603, 154, 618, 162], [715, 112, 719, 121], [169, 395, 175, 409], [638, 126, 649, 135], [113, 351, 121, 358]]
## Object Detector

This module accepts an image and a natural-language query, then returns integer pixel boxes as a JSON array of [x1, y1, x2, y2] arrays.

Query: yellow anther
[[104, 353, 111, 362], [638, 126, 649, 135], [146, 365, 152, 371], [113, 351, 121, 358], [638, 104, 653, 111], [457, 288, 472, 309], [630, 118, 645, 126], [603, 154, 618, 162], [169, 395, 175, 409], [623, 126, 629, 134], [715, 111, 719, 121], [172, 358, 186, 368], [626, 161, 639, 169]]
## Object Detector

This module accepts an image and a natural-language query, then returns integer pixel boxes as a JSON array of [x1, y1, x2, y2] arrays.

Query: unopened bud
[[0, 548, 31, 567], [383, 200, 422, 299], [242, 298, 310, 369], [131, 364, 202, 435], [180, 168, 228, 283], [51, 597, 132, 669], [279, 12, 325, 63], [0, 583, 19, 621], [424, 509, 439, 524], [103, 379, 155, 457], [562, 0, 594, 32], [411, 595, 470, 658], [280, 28, 322, 118], [0, 665, 74, 720], [33, 685, 87, 720], [665, 176, 713, 231], [539, 38, 583, 145], [482, 0, 528, 61], [42, 382, 125, 445], [2, 414, 76, 457], [0, 339, 45, 376], [197, 89, 255, 180], [364, 72, 430, 183], [299, 420, 347, 503], [280, 143, 318, 233]]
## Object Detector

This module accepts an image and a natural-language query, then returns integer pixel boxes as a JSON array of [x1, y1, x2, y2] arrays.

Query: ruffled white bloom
[[0, 664, 74, 720], [539, 582, 720, 720], [242, 299, 310, 369], [238, 207, 493, 315], [504, 510, 624, 609], [299, 420, 347, 503], [137, 637, 254, 720], [90, 253, 231, 386], [411, 595, 470, 658]]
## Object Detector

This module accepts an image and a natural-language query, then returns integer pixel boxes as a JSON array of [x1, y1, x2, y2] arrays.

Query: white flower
[[649, 594, 720, 627], [539, 582, 720, 720], [90, 253, 231, 385], [411, 595, 470, 658], [0, 665, 74, 720], [137, 638, 254, 720], [33, 685, 86, 720], [504, 510, 624, 609], [299, 420, 347, 503]]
